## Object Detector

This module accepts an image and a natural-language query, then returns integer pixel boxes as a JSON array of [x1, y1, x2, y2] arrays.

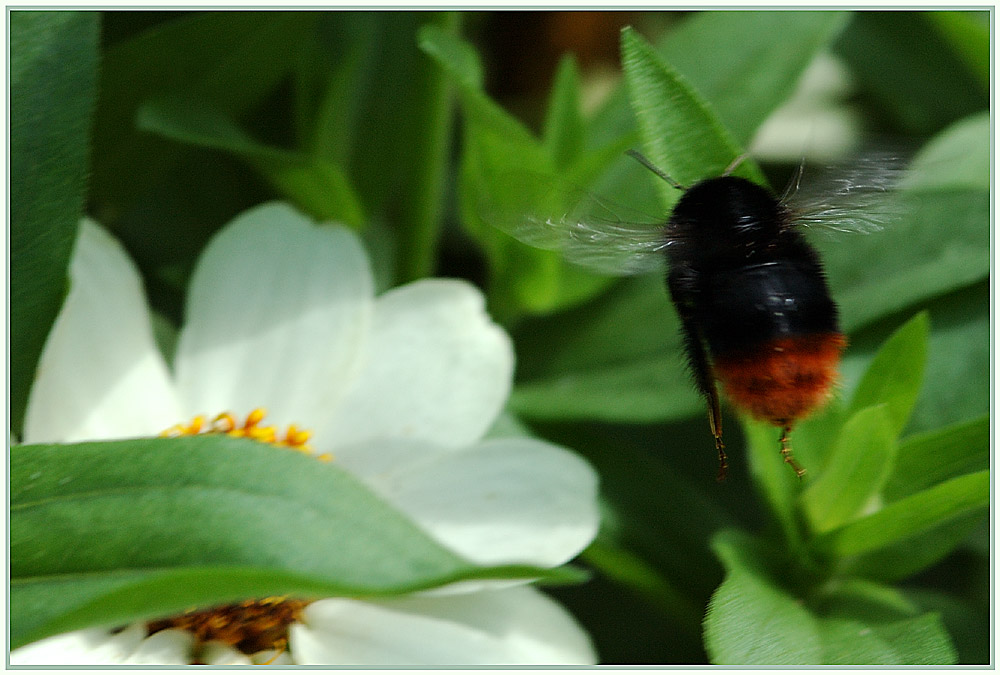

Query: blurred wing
[[479, 172, 668, 276], [786, 152, 908, 235]]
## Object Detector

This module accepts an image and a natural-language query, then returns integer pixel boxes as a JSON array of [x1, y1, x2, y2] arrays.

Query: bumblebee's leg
[[668, 271, 727, 480], [707, 382, 727, 481], [778, 424, 806, 478]]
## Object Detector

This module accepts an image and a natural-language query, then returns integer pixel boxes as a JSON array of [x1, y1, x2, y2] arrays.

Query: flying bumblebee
[[486, 151, 899, 480]]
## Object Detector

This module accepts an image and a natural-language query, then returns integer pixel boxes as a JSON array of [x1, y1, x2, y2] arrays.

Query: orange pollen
[[146, 597, 309, 660], [159, 408, 323, 458]]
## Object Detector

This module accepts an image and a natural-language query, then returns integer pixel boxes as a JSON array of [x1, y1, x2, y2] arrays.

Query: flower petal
[[350, 437, 599, 568], [123, 628, 194, 664], [319, 279, 513, 449], [23, 220, 182, 443], [291, 587, 596, 665], [10, 624, 146, 665], [174, 203, 374, 430]]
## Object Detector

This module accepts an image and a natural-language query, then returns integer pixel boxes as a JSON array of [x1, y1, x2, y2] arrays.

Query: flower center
[[149, 408, 328, 661], [146, 597, 309, 662], [160, 407, 331, 462]]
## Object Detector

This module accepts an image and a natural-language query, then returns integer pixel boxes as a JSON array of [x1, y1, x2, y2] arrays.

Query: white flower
[[13, 202, 599, 665]]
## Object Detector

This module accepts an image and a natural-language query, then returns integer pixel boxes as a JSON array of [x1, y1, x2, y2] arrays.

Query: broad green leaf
[[10, 11, 99, 437], [542, 54, 585, 169], [813, 579, 957, 664], [137, 97, 365, 228], [847, 312, 928, 437], [905, 588, 990, 664], [705, 530, 821, 664], [708, 531, 957, 664], [620, 26, 766, 207], [10, 437, 577, 648], [801, 405, 896, 533], [884, 415, 989, 501], [818, 470, 988, 558]]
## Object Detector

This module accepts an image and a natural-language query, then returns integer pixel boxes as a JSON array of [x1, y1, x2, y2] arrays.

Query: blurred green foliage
[[10, 9, 990, 665]]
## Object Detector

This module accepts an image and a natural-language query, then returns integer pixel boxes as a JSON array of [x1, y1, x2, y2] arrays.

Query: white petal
[[23, 220, 182, 443], [174, 203, 374, 430], [291, 586, 595, 665], [319, 279, 513, 449], [355, 437, 599, 568], [124, 628, 194, 664], [201, 641, 253, 665], [10, 623, 145, 665]]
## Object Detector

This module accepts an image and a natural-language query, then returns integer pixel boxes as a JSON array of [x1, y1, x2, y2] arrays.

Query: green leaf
[[542, 54, 585, 169], [590, 12, 849, 149], [707, 531, 957, 664], [10, 437, 575, 648], [340, 13, 460, 282], [928, 12, 991, 92], [899, 111, 989, 193], [620, 26, 766, 206], [137, 97, 365, 228], [510, 276, 700, 422], [92, 12, 312, 208], [10, 11, 99, 437], [847, 312, 928, 437], [650, 11, 850, 146], [705, 530, 822, 664], [884, 415, 989, 501], [834, 11, 987, 135], [421, 24, 612, 318], [813, 579, 957, 664], [818, 470, 989, 558], [826, 191, 989, 334], [801, 404, 896, 533]]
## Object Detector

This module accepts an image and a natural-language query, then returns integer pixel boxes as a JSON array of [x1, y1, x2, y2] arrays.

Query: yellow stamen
[[160, 409, 321, 459]]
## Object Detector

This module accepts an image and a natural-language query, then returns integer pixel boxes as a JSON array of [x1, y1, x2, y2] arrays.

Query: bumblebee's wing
[[785, 153, 908, 235], [476, 172, 669, 276]]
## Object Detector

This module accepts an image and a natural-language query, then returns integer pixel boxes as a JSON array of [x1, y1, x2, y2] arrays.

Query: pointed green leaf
[[10, 11, 99, 436], [620, 26, 766, 205], [590, 12, 849, 149], [847, 312, 929, 437], [884, 414, 989, 501], [818, 470, 988, 557], [10, 437, 577, 648], [542, 54, 585, 169], [801, 404, 896, 533]]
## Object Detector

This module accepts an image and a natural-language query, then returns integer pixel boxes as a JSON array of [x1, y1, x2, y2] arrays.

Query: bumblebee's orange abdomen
[[711, 332, 847, 426]]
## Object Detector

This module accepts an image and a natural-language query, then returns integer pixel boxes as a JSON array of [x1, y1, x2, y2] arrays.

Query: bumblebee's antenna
[[626, 149, 685, 191]]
